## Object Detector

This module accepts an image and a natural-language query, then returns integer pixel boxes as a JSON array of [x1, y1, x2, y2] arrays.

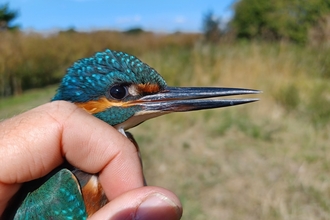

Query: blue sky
[[3, 0, 235, 32]]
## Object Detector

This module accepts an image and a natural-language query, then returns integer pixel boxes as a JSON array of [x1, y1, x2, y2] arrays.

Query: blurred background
[[1, 0, 330, 219]]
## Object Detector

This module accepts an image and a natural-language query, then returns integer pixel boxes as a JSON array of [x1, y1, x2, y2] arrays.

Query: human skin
[[0, 101, 182, 220]]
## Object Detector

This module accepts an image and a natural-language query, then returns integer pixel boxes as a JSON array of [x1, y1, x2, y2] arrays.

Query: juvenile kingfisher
[[3, 49, 259, 219]]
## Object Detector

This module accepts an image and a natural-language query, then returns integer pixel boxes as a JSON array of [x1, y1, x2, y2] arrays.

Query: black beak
[[137, 87, 260, 112], [115, 86, 260, 130]]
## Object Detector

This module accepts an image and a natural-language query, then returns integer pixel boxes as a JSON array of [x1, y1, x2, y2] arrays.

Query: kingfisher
[[3, 49, 259, 219]]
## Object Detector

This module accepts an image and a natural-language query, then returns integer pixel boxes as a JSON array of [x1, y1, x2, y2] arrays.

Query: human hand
[[0, 101, 182, 219]]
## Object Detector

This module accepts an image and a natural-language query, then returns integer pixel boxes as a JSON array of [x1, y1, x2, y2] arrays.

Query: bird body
[[3, 49, 259, 219], [13, 169, 87, 220]]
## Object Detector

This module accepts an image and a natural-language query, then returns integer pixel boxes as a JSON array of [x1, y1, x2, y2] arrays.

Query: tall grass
[[0, 31, 199, 96], [1, 32, 330, 219]]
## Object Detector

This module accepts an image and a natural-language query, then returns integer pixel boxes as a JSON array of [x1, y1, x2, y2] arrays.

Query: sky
[[3, 0, 235, 33]]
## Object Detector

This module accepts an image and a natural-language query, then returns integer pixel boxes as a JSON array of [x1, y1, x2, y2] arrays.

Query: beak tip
[[230, 98, 259, 106]]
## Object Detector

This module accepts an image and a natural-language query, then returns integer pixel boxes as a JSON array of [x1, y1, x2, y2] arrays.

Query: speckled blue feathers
[[52, 49, 167, 103], [14, 169, 87, 220]]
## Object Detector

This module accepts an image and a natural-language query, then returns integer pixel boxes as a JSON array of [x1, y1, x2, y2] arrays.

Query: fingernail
[[135, 193, 181, 220]]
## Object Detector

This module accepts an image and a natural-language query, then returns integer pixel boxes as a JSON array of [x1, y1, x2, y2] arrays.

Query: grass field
[[1, 41, 330, 219]]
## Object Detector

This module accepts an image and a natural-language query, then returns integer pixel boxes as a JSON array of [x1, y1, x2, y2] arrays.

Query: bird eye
[[109, 85, 128, 100]]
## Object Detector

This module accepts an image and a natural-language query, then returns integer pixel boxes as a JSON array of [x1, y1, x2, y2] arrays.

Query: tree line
[[203, 0, 330, 45]]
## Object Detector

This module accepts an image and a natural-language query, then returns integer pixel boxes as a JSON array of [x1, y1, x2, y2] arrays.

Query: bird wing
[[14, 169, 87, 220], [72, 169, 108, 216]]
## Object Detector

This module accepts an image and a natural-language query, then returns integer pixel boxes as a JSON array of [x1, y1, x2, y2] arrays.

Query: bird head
[[53, 49, 259, 131]]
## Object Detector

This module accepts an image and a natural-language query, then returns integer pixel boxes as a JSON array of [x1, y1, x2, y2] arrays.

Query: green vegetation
[[202, 11, 222, 43], [1, 35, 330, 219], [0, 85, 56, 118], [1, 1, 330, 219], [0, 3, 19, 31], [0, 31, 199, 96], [231, 0, 330, 44]]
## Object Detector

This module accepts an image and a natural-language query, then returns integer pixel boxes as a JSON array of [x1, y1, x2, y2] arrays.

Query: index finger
[[0, 101, 144, 214]]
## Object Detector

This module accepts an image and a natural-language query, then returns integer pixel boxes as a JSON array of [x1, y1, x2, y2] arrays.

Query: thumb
[[89, 186, 182, 220]]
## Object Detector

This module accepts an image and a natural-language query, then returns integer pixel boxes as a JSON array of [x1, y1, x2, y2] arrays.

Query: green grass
[[0, 85, 57, 119], [2, 42, 330, 220]]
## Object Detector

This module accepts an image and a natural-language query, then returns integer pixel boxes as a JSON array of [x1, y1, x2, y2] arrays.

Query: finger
[[0, 183, 20, 215], [58, 101, 144, 199], [89, 186, 182, 220], [0, 101, 144, 212]]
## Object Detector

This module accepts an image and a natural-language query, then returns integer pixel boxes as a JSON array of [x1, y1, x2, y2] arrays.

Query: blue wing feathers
[[14, 169, 87, 220]]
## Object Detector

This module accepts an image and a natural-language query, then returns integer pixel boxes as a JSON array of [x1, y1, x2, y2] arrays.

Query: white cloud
[[174, 16, 186, 24]]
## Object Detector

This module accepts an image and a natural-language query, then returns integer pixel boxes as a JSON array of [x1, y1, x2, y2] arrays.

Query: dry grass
[[136, 42, 330, 219], [0, 31, 199, 96], [1, 37, 330, 219]]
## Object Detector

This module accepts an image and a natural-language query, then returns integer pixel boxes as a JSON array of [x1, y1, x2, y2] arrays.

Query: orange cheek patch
[[137, 83, 160, 94], [74, 84, 161, 114], [75, 97, 134, 114]]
